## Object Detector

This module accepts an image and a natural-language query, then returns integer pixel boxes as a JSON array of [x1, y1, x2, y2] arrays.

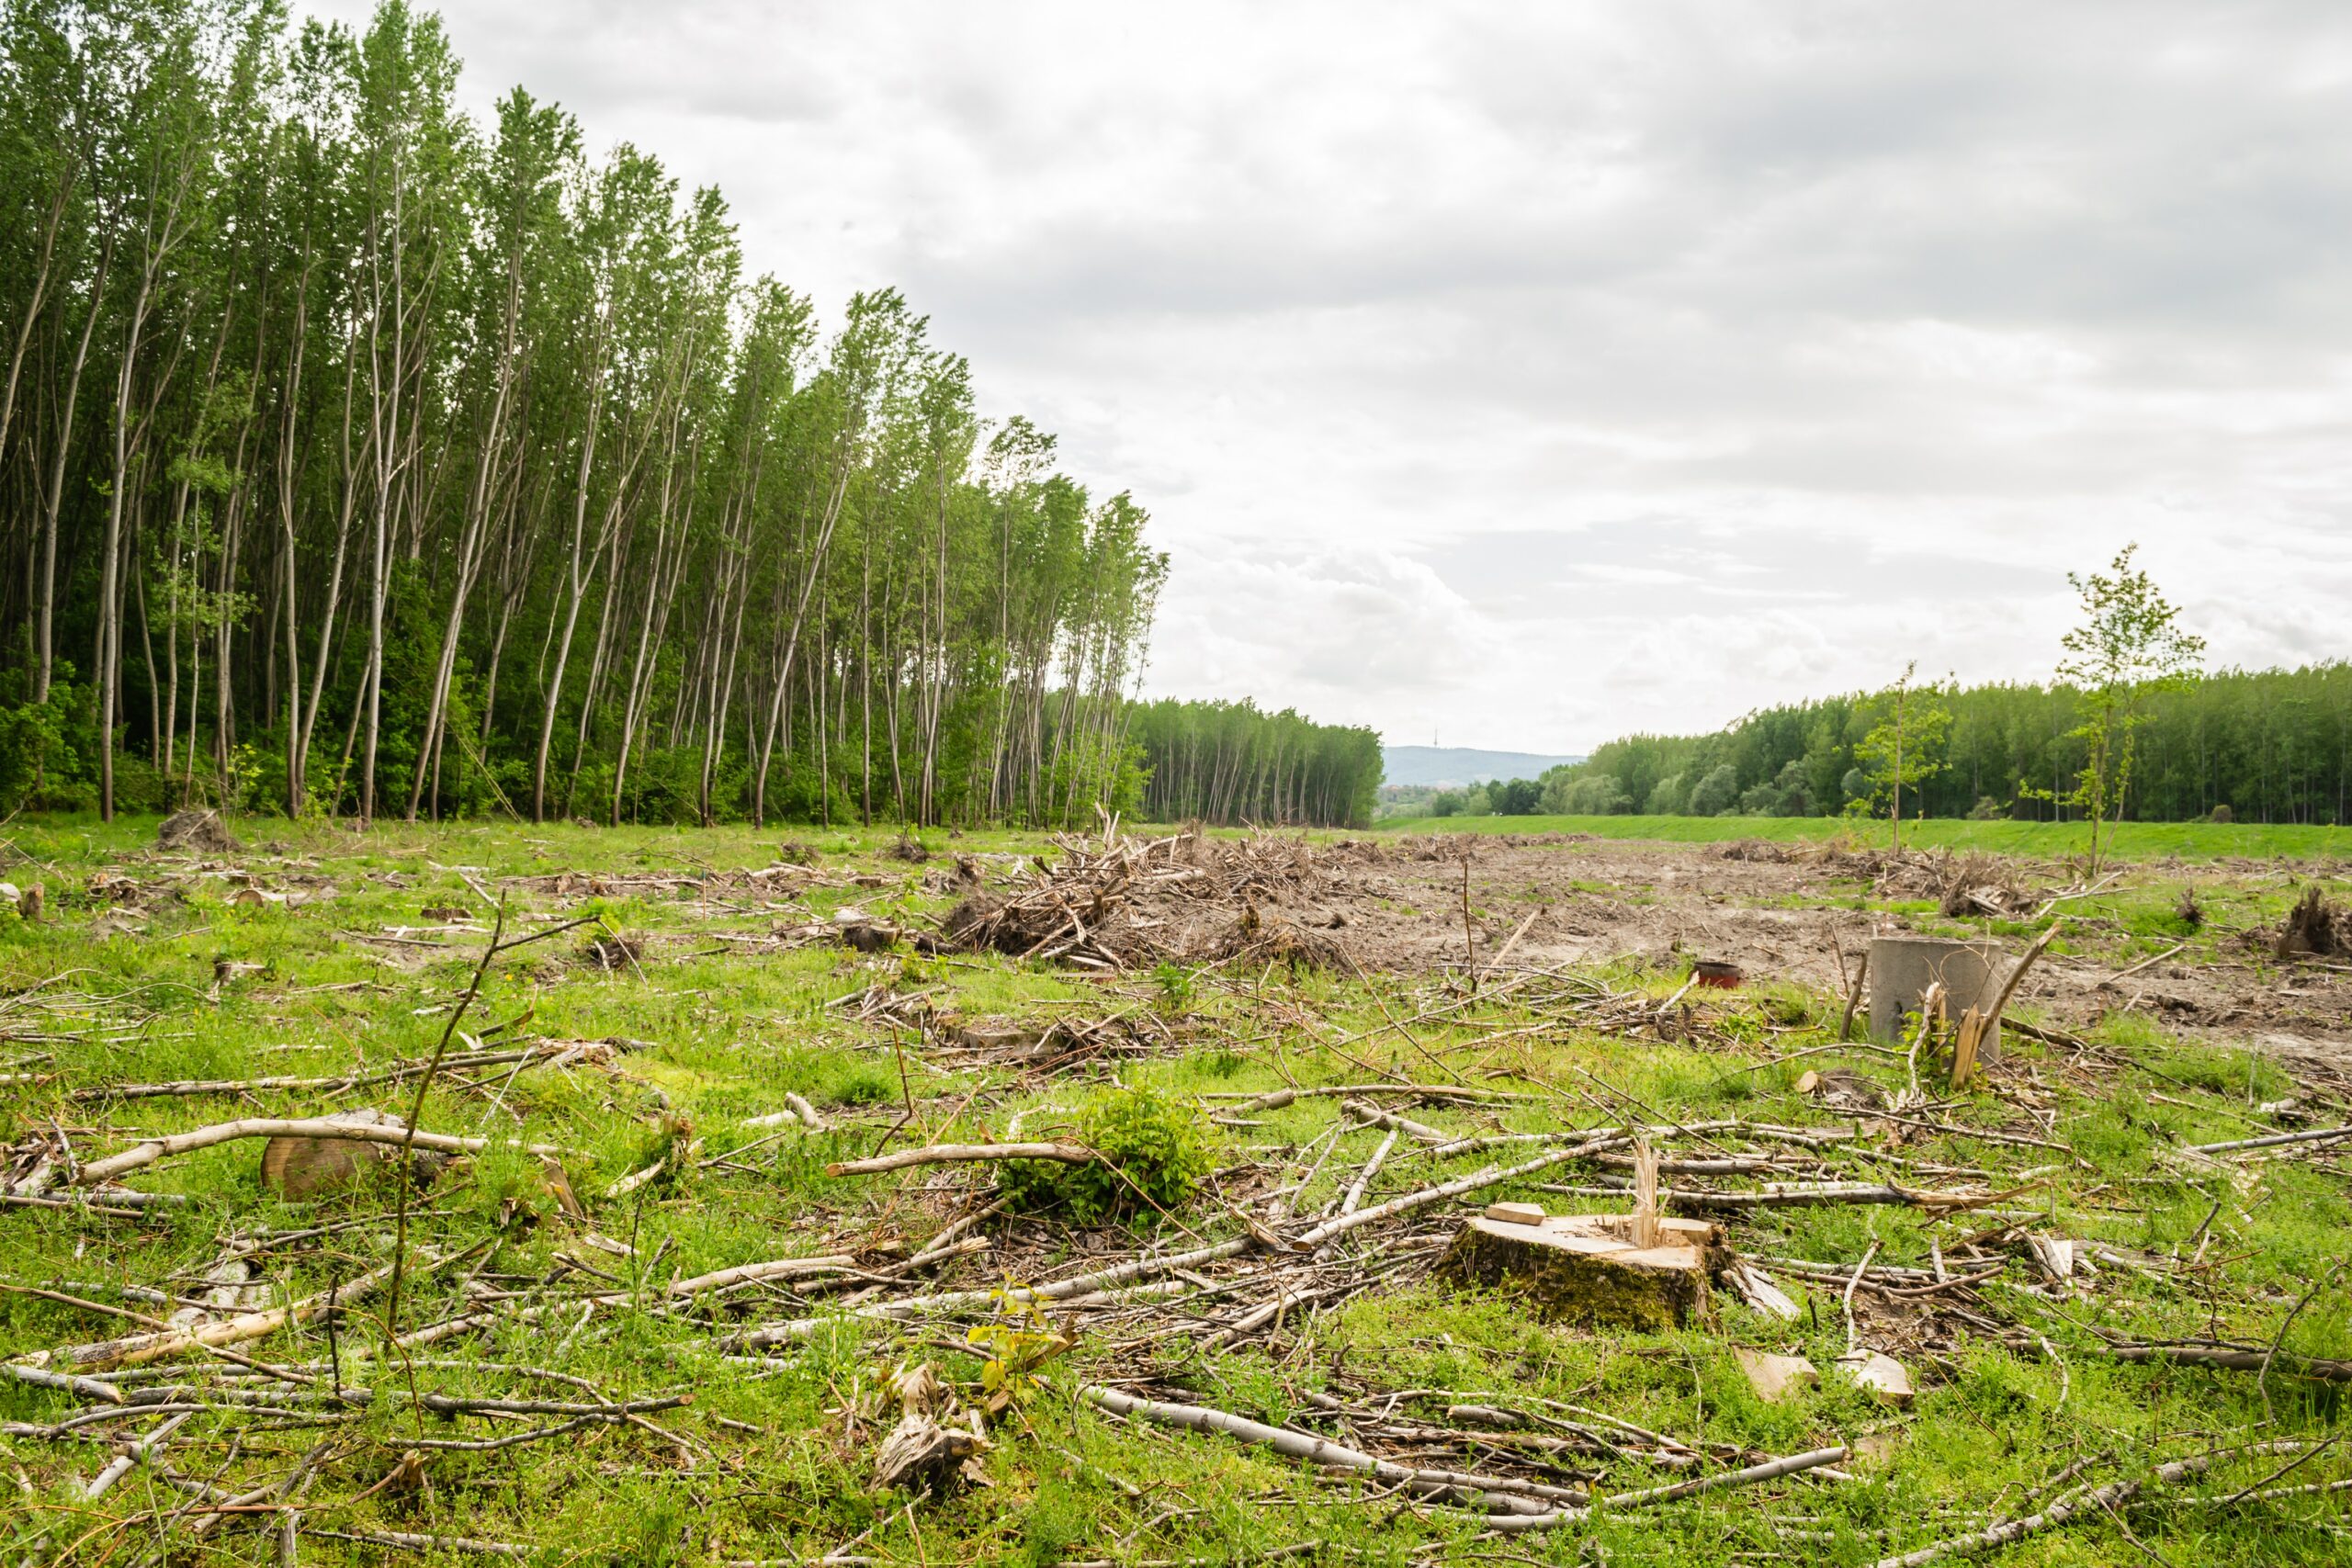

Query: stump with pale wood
[[1434, 1210, 1723, 1331]]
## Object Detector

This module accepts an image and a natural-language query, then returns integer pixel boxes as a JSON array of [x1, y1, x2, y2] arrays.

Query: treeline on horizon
[[1436, 662, 2352, 827], [0, 0, 1379, 830]]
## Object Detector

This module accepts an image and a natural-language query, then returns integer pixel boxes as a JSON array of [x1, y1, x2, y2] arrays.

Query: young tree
[[1846, 661, 1951, 852], [2049, 544, 2205, 870]]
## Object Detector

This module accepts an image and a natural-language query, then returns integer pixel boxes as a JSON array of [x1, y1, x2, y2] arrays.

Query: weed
[[999, 1085, 1213, 1223]]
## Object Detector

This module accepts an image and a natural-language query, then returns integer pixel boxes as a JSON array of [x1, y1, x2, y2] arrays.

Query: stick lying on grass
[[1870, 1443, 2310, 1568], [10, 1257, 403, 1372], [73, 1118, 567, 1187], [827, 1141, 1094, 1177], [1083, 1383, 1848, 1532]]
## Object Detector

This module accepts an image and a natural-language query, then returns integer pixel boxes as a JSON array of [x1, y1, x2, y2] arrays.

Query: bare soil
[[1092, 832, 2352, 1075]]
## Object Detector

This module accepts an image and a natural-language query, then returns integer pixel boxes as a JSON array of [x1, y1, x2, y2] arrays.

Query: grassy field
[[3, 815, 2348, 1565], [1375, 811, 2352, 861]]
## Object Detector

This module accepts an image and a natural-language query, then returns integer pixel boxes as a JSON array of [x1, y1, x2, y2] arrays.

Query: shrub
[[2211, 804, 2233, 824], [999, 1086, 1212, 1224]]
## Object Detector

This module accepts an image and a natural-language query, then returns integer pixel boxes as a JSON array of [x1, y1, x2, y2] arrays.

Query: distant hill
[[1383, 746, 1584, 789]]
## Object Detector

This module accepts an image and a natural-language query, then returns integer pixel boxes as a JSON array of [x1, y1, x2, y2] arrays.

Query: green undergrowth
[[0, 817, 2346, 1564]]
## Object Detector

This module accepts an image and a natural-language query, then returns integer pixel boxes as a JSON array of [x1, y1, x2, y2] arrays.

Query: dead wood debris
[[2274, 885, 2344, 960], [935, 828, 1360, 972], [156, 808, 242, 854]]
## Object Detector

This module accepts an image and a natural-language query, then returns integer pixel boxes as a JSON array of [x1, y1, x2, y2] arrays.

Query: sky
[[306, 0, 2352, 754]]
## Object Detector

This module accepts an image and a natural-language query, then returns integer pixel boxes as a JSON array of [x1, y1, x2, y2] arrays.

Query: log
[[76, 1118, 563, 1187], [261, 1108, 446, 1201], [1435, 1213, 1721, 1330]]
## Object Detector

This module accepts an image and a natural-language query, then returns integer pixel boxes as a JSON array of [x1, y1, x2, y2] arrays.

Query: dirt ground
[[1059, 830, 2352, 1081]]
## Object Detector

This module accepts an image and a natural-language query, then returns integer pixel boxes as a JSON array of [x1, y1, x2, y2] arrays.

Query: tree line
[[0, 0, 1276, 829], [1125, 699, 1381, 829], [1500, 660, 2352, 827]]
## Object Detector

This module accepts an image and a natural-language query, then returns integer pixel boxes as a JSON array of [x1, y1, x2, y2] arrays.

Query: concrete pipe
[[1868, 935, 2011, 1061]]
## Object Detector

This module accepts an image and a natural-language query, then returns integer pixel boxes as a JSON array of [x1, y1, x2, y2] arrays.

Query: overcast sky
[[309, 0, 2352, 753]]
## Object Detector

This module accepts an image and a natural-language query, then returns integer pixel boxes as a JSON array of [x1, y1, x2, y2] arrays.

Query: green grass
[[1376, 811, 2352, 860], [2, 814, 2347, 1564]]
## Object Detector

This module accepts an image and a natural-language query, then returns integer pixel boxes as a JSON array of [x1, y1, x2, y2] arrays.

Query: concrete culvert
[[1869, 934, 2012, 1059]]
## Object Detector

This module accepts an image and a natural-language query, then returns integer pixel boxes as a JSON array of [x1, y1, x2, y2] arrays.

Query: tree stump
[[260, 1109, 445, 1201], [1435, 1213, 1722, 1330], [1868, 935, 2009, 1061]]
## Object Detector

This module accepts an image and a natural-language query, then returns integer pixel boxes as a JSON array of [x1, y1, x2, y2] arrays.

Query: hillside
[[1382, 745, 1583, 788]]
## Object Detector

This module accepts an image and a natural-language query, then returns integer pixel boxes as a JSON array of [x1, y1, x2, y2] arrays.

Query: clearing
[[3, 815, 2348, 1566]]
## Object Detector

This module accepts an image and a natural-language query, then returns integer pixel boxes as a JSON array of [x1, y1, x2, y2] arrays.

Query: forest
[[0, 0, 1385, 829], [1497, 661, 2352, 827]]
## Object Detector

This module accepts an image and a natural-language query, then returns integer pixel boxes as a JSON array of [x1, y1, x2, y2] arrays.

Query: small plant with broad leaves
[[1152, 961, 1195, 1012], [964, 1284, 1073, 1414], [998, 1085, 1212, 1224]]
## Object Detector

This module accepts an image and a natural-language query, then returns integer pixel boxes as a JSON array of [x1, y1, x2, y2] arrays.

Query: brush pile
[[938, 826, 1362, 971]]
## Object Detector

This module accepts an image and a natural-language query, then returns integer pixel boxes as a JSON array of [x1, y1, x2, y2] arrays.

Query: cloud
[[300, 0, 2352, 751]]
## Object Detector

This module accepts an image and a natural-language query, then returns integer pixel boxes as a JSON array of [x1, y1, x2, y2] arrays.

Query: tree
[[1687, 763, 1739, 817], [2047, 544, 2205, 869], [1846, 661, 1951, 851]]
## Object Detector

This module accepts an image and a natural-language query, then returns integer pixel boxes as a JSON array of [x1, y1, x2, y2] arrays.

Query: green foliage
[[1529, 615, 2337, 831], [1544, 771, 1631, 814], [1127, 697, 1381, 828], [998, 1085, 1213, 1223], [2041, 544, 2207, 870], [1687, 762, 1740, 817], [0, 0, 1210, 834], [1151, 961, 1195, 1012], [1486, 776, 1543, 815], [963, 1285, 1071, 1408], [1845, 662, 1953, 850]]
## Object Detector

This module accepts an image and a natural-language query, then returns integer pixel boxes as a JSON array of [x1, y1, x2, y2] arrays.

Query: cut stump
[[1435, 1212, 1721, 1330], [260, 1109, 446, 1201]]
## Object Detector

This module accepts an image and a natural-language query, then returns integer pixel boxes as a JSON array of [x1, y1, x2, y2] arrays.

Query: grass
[[1, 814, 2347, 1564], [1374, 812, 2352, 861]]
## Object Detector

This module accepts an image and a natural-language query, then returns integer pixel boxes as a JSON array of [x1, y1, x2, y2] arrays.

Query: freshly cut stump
[[1436, 1213, 1721, 1330], [260, 1109, 445, 1201]]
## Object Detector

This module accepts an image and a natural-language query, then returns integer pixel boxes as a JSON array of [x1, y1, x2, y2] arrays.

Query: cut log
[[1485, 1201, 1545, 1226], [1435, 1213, 1721, 1330], [260, 1109, 446, 1201], [1736, 1348, 1818, 1404]]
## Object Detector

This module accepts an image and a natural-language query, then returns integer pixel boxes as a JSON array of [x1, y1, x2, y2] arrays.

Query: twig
[[389, 897, 514, 1347], [1838, 945, 1871, 1043], [2258, 1261, 2345, 1421]]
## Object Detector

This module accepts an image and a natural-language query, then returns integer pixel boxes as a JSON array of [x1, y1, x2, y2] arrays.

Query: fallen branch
[[74, 1118, 563, 1187], [1486, 1445, 1853, 1532], [1080, 1383, 1566, 1514], [12, 1256, 401, 1371], [2104, 1342, 2352, 1385], [668, 1254, 858, 1296], [1872, 1450, 2215, 1568], [826, 1142, 1094, 1178], [2186, 1126, 2350, 1156]]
